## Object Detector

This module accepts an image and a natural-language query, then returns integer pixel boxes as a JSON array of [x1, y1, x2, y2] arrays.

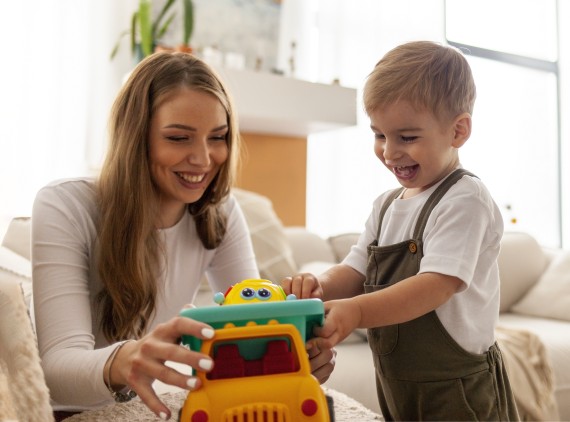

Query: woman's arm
[[32, 181, 114, 408], [205, 195, 260, 289]]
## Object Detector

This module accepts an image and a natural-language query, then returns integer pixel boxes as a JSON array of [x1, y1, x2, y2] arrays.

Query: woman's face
[[149, 87, 229, 228]]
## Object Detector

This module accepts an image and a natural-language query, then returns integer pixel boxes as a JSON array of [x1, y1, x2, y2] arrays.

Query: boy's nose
[[382, 140, 400, 161]]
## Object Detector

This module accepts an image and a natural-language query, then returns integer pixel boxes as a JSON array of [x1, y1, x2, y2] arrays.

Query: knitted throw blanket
[[65, 388, 383, 421]]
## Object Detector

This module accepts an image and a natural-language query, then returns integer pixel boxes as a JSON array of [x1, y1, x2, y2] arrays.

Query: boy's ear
[[451, 113, 472, 148]]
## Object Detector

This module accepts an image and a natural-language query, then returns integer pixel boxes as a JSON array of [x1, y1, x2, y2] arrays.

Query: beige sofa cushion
[[1, 217, 31, 260], [328, 233, 359, 262], [498, 231, 549, 313], [233, 188, 297, 282], [511, 251, 570, 321], [284, 227, 336, 268], [0, 273, 53, 421]]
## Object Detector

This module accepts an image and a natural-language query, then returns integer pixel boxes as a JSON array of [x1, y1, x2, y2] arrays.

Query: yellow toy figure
[[178, 279, 333, 421], [213, 278, 297, 305]]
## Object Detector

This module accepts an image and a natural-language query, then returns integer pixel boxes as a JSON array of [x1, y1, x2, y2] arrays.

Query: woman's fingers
[[153, 317, 214, 344], [129, 344, 205, 390], [120, 316, 217, 419], [306, 340, 337, 384], [134, 381, 172, 420]]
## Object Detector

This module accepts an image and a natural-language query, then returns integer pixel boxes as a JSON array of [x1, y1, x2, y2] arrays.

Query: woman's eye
[[166, 135, 188, 142], [209, 134, 227, 142]]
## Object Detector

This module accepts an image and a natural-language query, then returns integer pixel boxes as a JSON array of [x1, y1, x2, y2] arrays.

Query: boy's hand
[[280, 273, 323, 299], [313, 299, 362, 349]]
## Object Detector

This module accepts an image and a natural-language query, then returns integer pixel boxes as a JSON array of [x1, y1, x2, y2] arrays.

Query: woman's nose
[[187, 138, 211, 166]]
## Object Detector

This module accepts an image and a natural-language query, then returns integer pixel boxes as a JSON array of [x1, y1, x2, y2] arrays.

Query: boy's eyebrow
[[370, 124, 423, 132]]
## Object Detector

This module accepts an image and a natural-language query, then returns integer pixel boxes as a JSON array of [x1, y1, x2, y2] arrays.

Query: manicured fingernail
[[186, 377, 198, 388], [159, 411, 168, 420], [201, 327, 214, 339], [199, 358, 213, 370]]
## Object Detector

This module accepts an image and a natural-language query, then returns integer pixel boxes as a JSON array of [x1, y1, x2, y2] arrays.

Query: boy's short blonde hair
[[363, 41, 476, 122]]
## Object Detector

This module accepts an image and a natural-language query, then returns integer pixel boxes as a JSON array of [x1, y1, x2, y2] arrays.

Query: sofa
[[1, 188, 570, 421], [286, 227, 570, 422]]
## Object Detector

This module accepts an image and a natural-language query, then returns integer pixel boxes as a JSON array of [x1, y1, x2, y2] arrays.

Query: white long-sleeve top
[[343, 174, 504, 355], [31, 178, 259, 411]]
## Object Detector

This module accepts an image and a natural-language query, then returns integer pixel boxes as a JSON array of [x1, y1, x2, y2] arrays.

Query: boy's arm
[[354, 272, 462, 328], [315, 272, 463, 348], [320, 264, 366, 301]]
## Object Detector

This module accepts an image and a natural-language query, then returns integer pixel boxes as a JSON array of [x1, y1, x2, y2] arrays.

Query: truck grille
[[223, 403, 290, 422]]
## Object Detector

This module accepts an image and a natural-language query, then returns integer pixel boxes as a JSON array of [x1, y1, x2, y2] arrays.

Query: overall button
[[408, 242, 417, 253]]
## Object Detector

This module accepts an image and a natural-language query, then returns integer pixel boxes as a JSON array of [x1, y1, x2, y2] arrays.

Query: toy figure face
[[221, 279, 288, 305]]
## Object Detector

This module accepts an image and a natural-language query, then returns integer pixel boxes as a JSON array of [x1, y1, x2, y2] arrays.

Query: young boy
[[282, 41, 519, 420]]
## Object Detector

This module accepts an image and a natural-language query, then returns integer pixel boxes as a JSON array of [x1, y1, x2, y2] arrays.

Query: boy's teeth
[[394, 166, 415, 177]]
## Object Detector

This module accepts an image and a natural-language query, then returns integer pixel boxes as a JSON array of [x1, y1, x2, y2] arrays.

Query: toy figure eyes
[[256, 288, 272, 300], [240, 288, 256, 299], [239, 287, 273, 300]]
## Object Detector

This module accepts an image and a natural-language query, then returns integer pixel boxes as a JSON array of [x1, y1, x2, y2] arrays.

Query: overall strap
[[375, 187, 405, 240], [412, 169, 477, 240]]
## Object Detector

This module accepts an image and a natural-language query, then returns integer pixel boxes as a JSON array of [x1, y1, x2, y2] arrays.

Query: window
[[445, 0, 561, 247]]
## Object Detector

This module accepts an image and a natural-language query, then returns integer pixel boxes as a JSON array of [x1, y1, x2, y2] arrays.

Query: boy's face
[[370, 100, 468, 198]]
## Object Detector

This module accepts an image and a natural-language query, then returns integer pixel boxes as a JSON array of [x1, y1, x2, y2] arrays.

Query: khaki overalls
[[365, 169, 519, 421]]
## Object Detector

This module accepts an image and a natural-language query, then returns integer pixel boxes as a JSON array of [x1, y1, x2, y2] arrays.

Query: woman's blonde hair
[[363, 41, 476, 123], [97, 52, 241, 341]]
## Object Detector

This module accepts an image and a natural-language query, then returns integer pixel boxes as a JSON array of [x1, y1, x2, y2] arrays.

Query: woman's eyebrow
[[164, 124, 228, 131]]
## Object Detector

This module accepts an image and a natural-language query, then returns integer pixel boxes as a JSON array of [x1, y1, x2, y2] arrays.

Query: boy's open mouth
[[393, 165, 419, 179]]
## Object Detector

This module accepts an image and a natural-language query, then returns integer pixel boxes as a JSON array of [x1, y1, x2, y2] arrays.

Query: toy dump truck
[[178, 279, 334, 421]]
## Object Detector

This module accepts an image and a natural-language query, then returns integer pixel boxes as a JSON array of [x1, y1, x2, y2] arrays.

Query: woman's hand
[[107, 314, 215, 420], [307, 339, 337, 384], [280, 273, 323, 299]]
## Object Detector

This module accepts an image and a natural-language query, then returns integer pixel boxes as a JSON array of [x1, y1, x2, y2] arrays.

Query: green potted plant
[[110, 0, 194, 61]]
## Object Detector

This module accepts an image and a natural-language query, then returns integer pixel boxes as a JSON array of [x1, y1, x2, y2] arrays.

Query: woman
[[32, 52, 334, 421]]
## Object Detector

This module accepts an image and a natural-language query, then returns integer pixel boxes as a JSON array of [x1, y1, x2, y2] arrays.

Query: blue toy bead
[[286, 294, 297, 300], [213, 291, 225, 304]]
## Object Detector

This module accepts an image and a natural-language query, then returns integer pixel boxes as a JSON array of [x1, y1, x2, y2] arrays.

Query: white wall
[[560, 0, 570, 247], [0, 1, 137, 235], [280, 0, 570, 249]]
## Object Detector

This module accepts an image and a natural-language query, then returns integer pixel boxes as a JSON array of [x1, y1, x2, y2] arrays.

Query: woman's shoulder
[[38, 177, 97, 199], [34, 177, 99, 222]]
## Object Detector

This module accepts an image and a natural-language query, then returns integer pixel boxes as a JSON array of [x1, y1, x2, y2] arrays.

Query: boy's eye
[[401, 136, 417, 143], [374, 133, 385, 140]]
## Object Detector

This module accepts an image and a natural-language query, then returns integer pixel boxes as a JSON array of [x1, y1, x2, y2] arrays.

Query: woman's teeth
[[177, 172, 205, 183]]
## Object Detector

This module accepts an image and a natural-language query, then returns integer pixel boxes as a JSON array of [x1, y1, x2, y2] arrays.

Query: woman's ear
[[452, 113, 472, 148]]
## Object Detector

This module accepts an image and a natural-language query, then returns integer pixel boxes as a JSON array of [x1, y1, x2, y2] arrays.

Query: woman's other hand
[[306, 338, 337, 384], [107, 315, 215, 420]]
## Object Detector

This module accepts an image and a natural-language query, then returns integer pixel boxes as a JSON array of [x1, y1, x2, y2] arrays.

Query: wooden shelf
[[214, 67, 357, 225], [215, 67, 357, 137]]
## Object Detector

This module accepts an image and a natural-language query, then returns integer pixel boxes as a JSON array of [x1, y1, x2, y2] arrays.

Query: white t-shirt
[[343, 173, 504, 354], [32, 178, 259, 410]]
